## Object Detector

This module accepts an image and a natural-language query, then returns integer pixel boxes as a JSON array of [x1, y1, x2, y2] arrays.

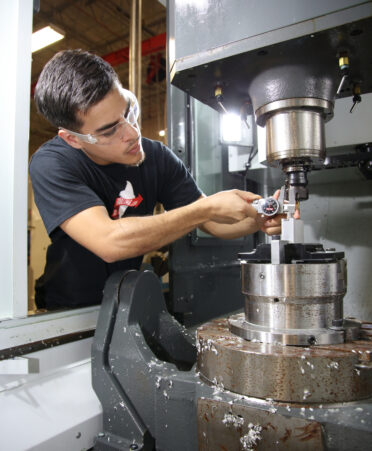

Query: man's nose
[[121, 121, 139, 142]]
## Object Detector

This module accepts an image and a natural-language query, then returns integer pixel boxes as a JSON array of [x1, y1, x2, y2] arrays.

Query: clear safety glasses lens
[[94, 114, 138, 145], [59, 105, 139, 145]]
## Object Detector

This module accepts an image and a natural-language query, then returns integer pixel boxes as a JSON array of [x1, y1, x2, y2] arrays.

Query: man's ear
[[58, 129, 82, 149]]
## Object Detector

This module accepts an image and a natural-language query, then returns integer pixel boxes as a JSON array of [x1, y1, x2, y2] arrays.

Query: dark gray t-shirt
[[29, 136, 202, 309]]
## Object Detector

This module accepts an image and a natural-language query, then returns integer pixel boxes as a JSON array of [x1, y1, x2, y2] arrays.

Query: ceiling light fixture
[[32, 26, 65, 53]]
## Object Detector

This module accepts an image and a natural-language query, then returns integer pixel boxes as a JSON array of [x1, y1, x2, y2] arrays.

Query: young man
[[30, 49, 282, 310]]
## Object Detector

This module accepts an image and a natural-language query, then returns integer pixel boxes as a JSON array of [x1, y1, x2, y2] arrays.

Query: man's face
[[73, 85, 144, 166]]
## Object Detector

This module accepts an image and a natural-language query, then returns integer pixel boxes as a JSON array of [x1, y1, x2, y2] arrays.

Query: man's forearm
[[61, 189, 260, 263], [106, 198, 211, 261], [200, 217, 259, 240]]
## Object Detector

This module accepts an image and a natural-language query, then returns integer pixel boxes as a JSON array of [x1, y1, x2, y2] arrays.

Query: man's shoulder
[[30, 136, 84, 174], [31, 136, 73, 163], [142, 136, 165, 153], [36, 135, 71, 153], [142, 137, 179, 164]]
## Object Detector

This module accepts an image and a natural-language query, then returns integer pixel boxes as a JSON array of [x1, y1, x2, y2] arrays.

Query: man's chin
[[128, 147, 145, 167]]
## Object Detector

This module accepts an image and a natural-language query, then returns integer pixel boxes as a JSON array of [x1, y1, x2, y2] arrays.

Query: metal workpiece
[[270, 239, 288, 265], [197, 318, 372, 403], [280, 218, 304, 243]]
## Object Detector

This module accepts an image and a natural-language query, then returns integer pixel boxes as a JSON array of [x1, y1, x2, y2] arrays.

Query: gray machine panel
[[169, 0, 366, 61], [169, 1, 372, 114]]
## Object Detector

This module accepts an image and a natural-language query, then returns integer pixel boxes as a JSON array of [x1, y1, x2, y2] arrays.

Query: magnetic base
[[197, 318, 372, 403]]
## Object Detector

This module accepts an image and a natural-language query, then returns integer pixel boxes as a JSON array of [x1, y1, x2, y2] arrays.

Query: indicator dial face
[[261, 197, 279, 216]]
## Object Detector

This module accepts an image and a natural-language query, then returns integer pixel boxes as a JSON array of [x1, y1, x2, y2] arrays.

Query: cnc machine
[[92, 2, 372, 449]]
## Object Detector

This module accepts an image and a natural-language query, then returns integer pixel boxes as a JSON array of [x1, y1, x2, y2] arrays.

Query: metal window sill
[[0, 306, 99, 353]]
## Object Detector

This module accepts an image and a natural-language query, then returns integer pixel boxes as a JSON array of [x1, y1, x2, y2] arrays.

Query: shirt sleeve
[[156, 143, 203, 210], [29, 151, 104, 235]]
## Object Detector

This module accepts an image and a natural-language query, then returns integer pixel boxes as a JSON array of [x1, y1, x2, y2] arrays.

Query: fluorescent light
[[32, 26, 64, 53], [221, 113, 242, 142]]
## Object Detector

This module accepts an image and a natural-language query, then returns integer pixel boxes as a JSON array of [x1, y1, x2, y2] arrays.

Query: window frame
[[0, 0, 97, 353]]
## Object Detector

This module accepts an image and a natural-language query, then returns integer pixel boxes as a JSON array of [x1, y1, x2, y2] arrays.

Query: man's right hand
[[201, 189, 261, 224]]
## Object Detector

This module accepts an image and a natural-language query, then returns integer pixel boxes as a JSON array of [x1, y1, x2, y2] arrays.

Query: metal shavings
[[198, 339, 219, 355], [196, 340, 201, 352], [240, 423, 262, 450], [222, 413, 244, 428], [303, 388, 311, 400], [148, 359, 162, 368], [327, 361, 339, 369], [212, 377, 225, 393], [155, 376, 162, 389]]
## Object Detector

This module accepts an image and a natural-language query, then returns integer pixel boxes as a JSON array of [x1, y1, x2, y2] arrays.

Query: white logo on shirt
[[111, 181, 143, 219]]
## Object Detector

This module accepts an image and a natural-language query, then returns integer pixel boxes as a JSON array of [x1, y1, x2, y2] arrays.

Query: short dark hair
[[34, 49, 119, 131]]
